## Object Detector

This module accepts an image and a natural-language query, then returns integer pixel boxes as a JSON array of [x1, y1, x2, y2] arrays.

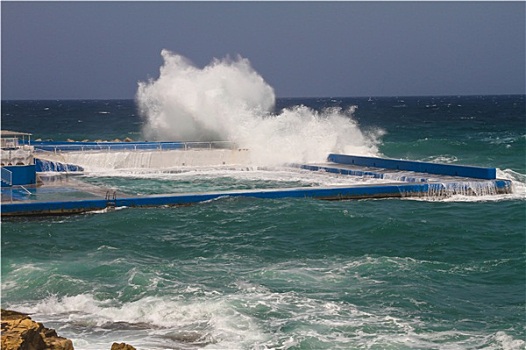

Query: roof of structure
[[0, 130, 32, 137]]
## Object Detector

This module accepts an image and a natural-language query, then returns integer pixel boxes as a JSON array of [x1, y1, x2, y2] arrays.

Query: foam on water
[[423, 168, 526, 202], [136, 50, 382, 166], [7, 255, 525, 350], [34, 153, 526, 203], [82, 166, 399, 187], [76, 166, 408, 199]]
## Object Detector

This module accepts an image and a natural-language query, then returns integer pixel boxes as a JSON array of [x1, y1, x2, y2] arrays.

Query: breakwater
[[1, 151, 512, 216]]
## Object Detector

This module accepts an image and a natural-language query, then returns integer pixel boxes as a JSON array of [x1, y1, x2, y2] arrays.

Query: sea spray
[[137, 50, 275, 142], [136, 50, 382, 166]]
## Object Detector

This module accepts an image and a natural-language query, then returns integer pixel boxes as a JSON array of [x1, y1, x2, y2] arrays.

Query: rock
[[66, 139, 75, 142], [1, 309, 74, 350], [124, 137, 133, 142], [111, 343, 136, 350]]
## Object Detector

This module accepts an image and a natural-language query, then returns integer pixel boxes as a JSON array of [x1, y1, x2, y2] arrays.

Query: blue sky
[[2, 1, 525, 99]]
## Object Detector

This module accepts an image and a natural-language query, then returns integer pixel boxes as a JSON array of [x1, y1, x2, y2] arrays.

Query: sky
[[1, 1, 525, 100]]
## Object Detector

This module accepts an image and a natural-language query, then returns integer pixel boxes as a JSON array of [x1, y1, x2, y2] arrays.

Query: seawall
[[1, 152, 513, 217]]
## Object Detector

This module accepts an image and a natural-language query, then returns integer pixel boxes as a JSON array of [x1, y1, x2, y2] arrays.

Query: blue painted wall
[[1, 165, 36, 186], [1, 179, 512, 216], [328, 154, 497, 180], [35, 159, 84, 172]]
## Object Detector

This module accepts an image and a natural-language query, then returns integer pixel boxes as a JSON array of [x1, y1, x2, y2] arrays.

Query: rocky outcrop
[[1, 309, 138, 350], [111, 343, 136, 350], [1, 309, 74, 350]]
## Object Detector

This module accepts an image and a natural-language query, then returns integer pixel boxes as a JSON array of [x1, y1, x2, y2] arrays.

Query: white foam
[[437, 168, 526, 202], [491, 331, 526, 350], [77, 166, 399, 195], [136, 50, 382, 166], [402, 168, 526, 202], [7, 255, 525, 350], [13, 293, 267, 350]]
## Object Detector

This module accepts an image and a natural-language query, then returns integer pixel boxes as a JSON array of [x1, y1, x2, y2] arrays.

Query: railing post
[[1, 167, 13, 186]]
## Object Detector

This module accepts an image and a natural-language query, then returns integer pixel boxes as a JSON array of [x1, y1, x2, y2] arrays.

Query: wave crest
[[136, 50, 382, 166]]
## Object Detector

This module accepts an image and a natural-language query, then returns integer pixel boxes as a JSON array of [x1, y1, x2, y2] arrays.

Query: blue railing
[[32, 141, 237, 153]]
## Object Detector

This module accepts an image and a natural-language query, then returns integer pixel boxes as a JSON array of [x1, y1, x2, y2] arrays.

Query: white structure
[[1, 130, 34, 166]]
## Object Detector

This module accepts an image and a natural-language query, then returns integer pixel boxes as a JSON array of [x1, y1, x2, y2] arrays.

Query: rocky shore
[[1, 309, 136, 350]]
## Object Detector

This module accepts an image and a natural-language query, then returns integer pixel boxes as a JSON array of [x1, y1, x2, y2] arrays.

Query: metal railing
[[33, 141, 238, 154], [1, 167, 13, 186]]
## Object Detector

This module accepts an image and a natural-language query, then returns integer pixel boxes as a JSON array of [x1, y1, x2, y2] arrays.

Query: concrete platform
[[0, 154, 512, 217]]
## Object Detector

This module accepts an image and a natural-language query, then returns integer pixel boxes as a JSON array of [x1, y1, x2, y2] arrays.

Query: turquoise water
[[1, 96, 525, 349]]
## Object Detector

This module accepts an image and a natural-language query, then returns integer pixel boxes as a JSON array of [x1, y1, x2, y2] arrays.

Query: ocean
[[1, 95, 525, 350]]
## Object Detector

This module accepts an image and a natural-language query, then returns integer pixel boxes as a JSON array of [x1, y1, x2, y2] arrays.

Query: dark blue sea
[[1, 95, 525, 349]]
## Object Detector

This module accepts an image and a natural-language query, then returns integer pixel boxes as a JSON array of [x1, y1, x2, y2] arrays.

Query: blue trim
[[0, 185, 423, 215], [299, 164, 429, 182], [327, 154, 496, 180], [0, 179, 512, 216], [1, 199, 108, 215]]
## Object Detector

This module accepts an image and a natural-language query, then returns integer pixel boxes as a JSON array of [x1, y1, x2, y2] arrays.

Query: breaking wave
[[136, 50, 382, 166]]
